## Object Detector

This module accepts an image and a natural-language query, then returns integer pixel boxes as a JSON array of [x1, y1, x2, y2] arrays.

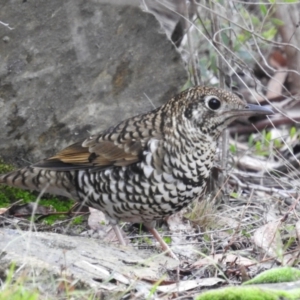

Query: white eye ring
[[205, 95, 221, 111]]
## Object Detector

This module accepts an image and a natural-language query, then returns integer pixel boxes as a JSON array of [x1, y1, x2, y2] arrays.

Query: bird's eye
[[206, 97, 221, 110]]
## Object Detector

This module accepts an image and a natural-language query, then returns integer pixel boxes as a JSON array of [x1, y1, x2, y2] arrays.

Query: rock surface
[[0, 228, 179, 297], [0, 0, 187, 166]]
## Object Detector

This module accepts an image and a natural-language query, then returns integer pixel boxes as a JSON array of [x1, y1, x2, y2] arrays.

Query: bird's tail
[[0, 167, 78, 199]]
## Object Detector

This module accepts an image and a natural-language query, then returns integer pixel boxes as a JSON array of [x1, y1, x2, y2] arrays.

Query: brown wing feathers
[[34, 110, 163, 171], [34, 139, 142, 170]]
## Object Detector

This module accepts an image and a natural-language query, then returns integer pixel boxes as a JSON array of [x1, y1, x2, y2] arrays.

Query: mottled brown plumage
[[0, 86, 273, 259]]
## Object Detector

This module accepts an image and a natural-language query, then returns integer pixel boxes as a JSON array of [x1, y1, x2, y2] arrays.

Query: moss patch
[[71, 215, 84, 225], [196, 268, 300, 300], [243, 267, 300, 285], [196, 286, 300, 300], [0, 159, 14, 174], [0, 159, 75, 225]]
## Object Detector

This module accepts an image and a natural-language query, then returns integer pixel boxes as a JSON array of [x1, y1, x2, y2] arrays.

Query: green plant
[[72, 216, 84, 225], [248, 130, 283, 157], [290, 126, 297, 139], [230, 192, 239, 199], [0, 160, 76, 224], [163, 236, 171, 245], [0, 264, 39, 300], [229, 144, 237, 154]]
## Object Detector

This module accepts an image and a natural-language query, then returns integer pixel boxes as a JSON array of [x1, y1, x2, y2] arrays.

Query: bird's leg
[[112, 224, 127, 245], [147, 227, 179, 260]]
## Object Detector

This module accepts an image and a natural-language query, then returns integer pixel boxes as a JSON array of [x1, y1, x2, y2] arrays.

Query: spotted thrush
[[0, 86, 273, 259]]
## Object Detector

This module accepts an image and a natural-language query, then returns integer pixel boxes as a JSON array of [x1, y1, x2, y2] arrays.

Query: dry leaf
[[266, 70, 287, 99], [266, 51, 287, 99], [0, 208, 8, 215], [156, 278, 225, 293], [235, 155, 278, 172], [253, 221, 282, 257], [253, 221, 293, 264], [192, 253, 255, 268]]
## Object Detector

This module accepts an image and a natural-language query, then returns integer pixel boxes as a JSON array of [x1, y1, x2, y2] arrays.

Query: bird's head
[[169, 86, 273, 139]]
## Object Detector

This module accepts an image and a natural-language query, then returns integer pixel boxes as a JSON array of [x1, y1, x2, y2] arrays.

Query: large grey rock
[[0, 0, 187, 166]]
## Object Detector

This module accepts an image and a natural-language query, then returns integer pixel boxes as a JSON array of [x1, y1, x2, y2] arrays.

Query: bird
[[0, 86, 273, 259]]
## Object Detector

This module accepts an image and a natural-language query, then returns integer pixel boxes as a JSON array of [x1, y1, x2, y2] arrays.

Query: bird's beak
[[238, 104, 274, 116]]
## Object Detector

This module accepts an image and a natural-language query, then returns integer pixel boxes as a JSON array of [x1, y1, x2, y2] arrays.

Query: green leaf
[[259, 4, 267, 15], [163, 236, 172, 245], [229, 144, 236, 153], [271, 18, 285, 26], [274, 138, 282, 148], [265, 131, 272, 143], [221, 31, 230, 46], [262, 27, 277, 40], [256, 150, 270, 157], [241, 229, 251, 238], [251, 15, 260, 26], [255, 141, 261, 151], [284, 236, 296, 250], [290, 126, 297, 138], [147, 275, 166, 300], [230, 192, 238, 199]]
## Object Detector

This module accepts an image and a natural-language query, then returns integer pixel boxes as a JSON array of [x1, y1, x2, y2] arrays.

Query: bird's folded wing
[[33, 137, 144, 170], [34, 114, 163, 171]]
